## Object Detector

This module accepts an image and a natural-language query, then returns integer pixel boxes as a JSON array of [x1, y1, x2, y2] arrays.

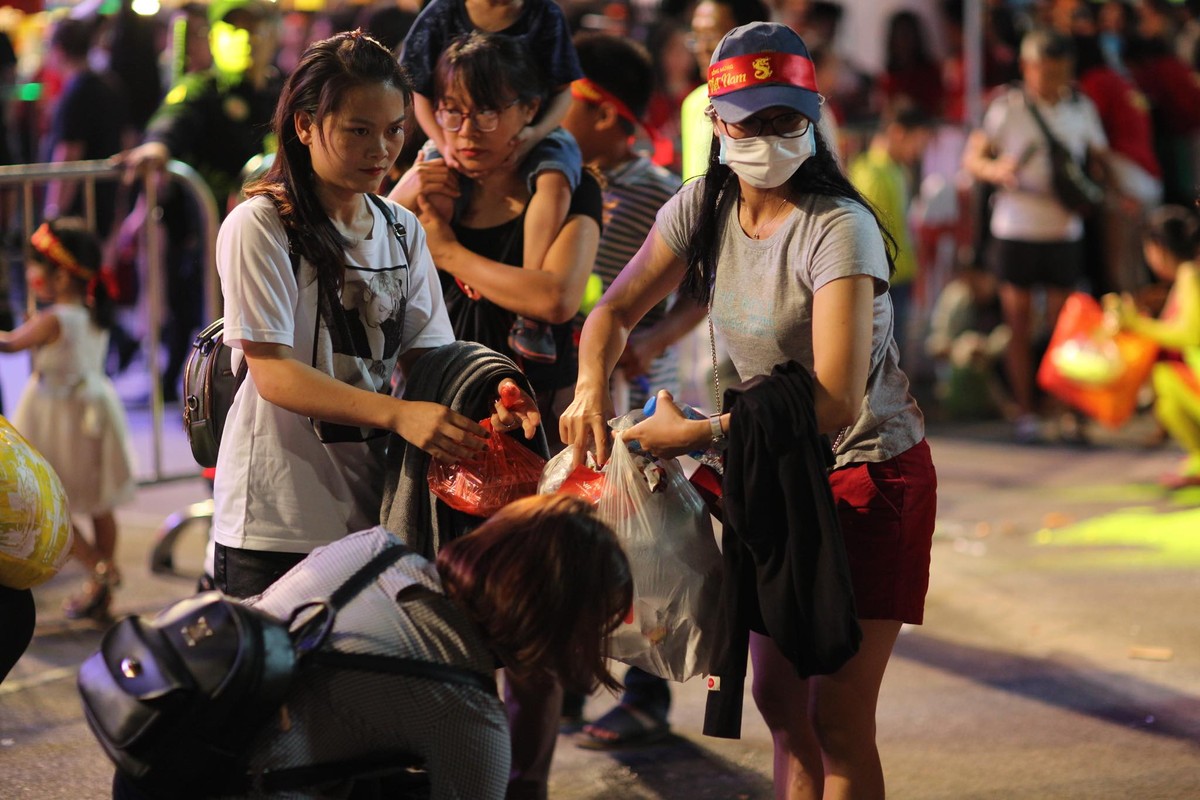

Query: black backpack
[[183, 194, 411, 468], [77, 543, 493, 798]]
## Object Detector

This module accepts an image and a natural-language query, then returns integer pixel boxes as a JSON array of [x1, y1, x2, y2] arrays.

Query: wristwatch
[[708, 414, 727, 451]]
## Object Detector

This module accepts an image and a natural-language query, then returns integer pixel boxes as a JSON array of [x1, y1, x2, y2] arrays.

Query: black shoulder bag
[[1023, 92, 1105, 216], [77, 542, 493, 798]]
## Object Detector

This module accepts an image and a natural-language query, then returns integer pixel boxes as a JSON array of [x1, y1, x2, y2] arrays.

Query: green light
[[16, 83, 40, 102]]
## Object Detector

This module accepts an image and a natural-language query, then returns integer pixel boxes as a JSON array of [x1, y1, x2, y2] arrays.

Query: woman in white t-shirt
[[213, 32, 539, 599], [963, 29, 1109, 442], [562, 22, 936, 800]]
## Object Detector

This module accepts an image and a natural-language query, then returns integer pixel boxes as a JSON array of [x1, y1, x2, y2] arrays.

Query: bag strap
[[366, 192, 410, 267], [329, 542, 410, 610], [1022, 92, 1068, 154], [306, 650, 496, 693], [288, 542, 411, 654], [249, 752, 427, 793]]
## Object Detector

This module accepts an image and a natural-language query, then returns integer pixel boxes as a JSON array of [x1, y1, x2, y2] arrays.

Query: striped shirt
[[591, 156, 682, 409]]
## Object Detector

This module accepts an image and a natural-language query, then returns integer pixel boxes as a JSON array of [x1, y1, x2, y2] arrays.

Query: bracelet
[[708, 414, 727, 450]]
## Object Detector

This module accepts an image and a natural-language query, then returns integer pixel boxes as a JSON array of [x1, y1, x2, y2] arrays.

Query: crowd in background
[[4, 1, 1200, 794], [0, 0, 1197, 439]]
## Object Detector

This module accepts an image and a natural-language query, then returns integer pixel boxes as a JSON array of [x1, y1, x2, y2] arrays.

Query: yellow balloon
[[0, 415, 73, 589]]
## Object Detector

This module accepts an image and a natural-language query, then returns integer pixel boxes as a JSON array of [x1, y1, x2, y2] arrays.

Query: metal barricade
[[0, 158, 220, 484]]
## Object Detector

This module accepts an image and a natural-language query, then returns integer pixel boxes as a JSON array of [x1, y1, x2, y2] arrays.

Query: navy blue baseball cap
[[708, 22, 821, 124]]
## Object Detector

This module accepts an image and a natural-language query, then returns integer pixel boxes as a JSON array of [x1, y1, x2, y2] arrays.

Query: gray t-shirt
[[656, 179, 924, 466]]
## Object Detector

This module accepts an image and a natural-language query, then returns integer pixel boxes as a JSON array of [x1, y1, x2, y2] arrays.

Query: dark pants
[[0, 586, 34, 684], [622, 667, 671, 718], [213, 543, 306, 599]]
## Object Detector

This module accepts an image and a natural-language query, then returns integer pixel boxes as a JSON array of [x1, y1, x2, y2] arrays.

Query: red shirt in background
[[1078, 66, 1161, 178], [1128, 54, 1200, 136]]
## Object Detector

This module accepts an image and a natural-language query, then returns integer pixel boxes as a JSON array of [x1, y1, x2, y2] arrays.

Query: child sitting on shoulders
[[401, 0, 584, 364]]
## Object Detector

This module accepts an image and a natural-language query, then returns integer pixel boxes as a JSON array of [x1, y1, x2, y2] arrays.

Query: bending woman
[[561, 23, 937, 799], [112, 495, 633, 800], [213, 31, 539, 599], [389, 31, 602, 437]]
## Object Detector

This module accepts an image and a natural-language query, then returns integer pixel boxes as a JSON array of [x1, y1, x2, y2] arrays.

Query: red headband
[[31, 222, 94, 281], [570, 77, 669, 155], [707, 52, 818, 98], [571, 78, 641, 129]]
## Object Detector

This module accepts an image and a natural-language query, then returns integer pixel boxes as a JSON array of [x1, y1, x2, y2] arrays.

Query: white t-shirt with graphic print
[[213, 194, 455, 555]]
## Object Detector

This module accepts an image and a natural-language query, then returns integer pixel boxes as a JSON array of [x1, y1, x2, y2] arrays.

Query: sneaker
[[508, 317, 557, 364]]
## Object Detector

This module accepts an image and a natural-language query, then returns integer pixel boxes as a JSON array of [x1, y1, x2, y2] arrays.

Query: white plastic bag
[[596, 436, 723, 682]]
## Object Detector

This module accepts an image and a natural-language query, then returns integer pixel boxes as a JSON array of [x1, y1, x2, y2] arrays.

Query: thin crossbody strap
[[287, 543, 410, 654]]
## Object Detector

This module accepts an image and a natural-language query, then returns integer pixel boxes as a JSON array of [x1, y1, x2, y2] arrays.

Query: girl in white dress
[[0, 218, 135, 621]]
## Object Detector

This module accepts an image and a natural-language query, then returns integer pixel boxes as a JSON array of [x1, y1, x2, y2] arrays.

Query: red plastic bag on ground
[[1037, 292, 1159, 428], [428, 420, 546, 518]]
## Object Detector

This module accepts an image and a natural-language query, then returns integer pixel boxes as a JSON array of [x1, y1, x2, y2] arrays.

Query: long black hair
[[681, 124, 899, 304], [244, 30, 411, 291]]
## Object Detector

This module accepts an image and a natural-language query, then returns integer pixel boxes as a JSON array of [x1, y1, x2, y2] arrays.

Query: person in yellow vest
[[849, 106, 934, 368], [679, 0, 771, 183]]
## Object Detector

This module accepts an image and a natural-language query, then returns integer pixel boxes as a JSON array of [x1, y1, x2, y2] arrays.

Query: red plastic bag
[[538, 447, 606, 504], [428, 420, 546, 518], [1037, 292, 1159, 428]]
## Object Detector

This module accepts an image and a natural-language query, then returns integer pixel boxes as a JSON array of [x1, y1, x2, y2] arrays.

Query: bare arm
[[962, 129, 1019, 189], [242, 340, 488, 463], [1119, 265, 1200, 350], [530, 87, 572, 141], [561, 227, 689, 464], [617, 294, 708, 379], [44, 140, 86, 218], [810, 274, 876, 432], [0, 312, 60, 353]]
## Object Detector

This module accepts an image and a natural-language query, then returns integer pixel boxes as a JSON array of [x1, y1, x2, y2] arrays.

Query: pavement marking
[[0, 664, 78, 696]]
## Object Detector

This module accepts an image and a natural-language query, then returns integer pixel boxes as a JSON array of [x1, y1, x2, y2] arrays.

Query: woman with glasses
[[210, 32, 540, 600], [561, 22, 936, 799], [390, 31, 602, 455], [389, 30, 602, 800]]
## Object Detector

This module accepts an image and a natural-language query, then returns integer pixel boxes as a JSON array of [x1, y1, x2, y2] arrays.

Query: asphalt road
[[2, 414, 1199, 799]]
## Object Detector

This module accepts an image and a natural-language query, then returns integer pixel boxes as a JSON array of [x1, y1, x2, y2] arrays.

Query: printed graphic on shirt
[[311, 259, 408, 444]]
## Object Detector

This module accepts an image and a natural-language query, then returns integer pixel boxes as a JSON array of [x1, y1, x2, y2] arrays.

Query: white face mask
[[718, 127, 816, 189]]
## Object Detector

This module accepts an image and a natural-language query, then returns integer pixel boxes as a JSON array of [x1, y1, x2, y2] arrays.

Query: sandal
[[63, 560, 121, 622], [576, 703, 669, 750]]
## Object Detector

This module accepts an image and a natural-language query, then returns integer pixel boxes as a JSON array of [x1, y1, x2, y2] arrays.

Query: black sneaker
[[508, 317, 557, 364]]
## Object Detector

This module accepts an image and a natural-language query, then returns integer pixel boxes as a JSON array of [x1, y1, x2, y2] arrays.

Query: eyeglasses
[[435, 99, 520, 133], [706, 106, 812, 140]]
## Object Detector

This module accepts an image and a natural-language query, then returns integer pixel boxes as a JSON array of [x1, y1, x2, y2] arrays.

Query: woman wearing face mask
[[561, 22, 936, 800]]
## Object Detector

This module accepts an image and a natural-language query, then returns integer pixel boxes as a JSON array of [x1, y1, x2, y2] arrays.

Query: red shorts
[[828, 439, 937, 624]]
